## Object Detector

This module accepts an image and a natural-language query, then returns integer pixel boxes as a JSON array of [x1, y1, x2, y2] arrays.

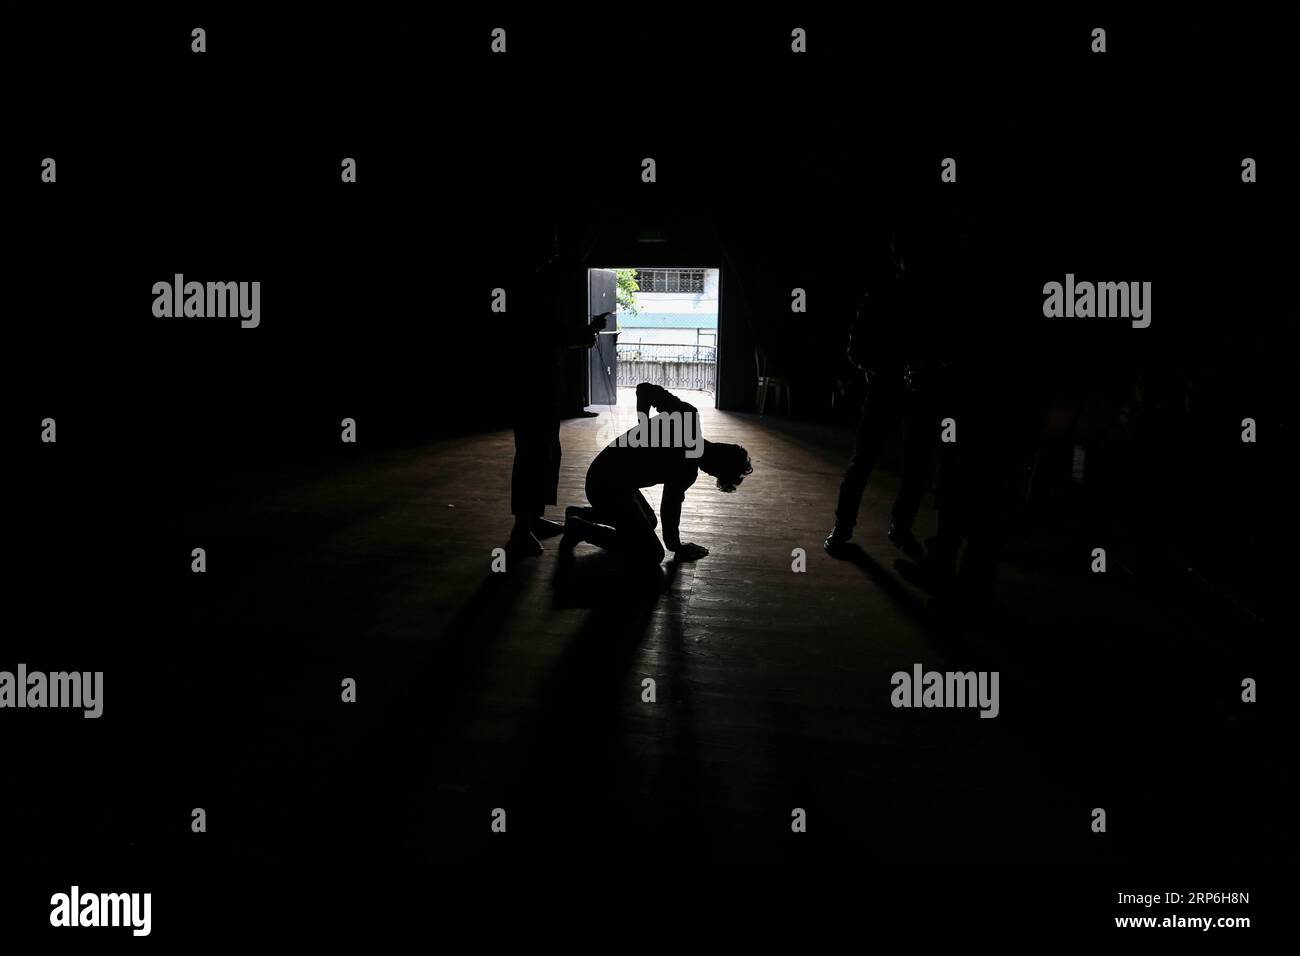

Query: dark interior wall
[[9, 11, 1275, 608], [12, 10, 1273, 431]]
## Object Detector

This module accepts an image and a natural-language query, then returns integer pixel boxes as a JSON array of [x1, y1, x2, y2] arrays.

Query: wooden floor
[[418, 388, 1076, 865], [141, 387, 1264, 868]]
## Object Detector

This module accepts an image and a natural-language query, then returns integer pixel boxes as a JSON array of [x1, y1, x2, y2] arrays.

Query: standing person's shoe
[[887, 521, 925, 561], [507, 521, 544, 557], [824, 523, 853, 554]]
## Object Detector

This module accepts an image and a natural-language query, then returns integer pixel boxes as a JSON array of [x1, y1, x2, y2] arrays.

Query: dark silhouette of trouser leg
[[890, 394, 937, 531], [915, 415, 1011, 601], [834, 383, 902, 532], [952, 423, 1017, 602], [511, 410, 561, 518], [911, 439, 963, 587]]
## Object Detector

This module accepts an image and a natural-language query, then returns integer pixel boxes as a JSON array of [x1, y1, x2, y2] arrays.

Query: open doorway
[[587, 266, 720, 410]]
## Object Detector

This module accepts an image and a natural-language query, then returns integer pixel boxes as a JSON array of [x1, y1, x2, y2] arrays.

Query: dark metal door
[[588, 269, 619, 405]]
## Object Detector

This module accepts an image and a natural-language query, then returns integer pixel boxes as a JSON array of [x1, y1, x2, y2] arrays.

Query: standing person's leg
[[510, 409, 551, 554], [828, 380, 900, 549], [889, 391, 938, 559], [510, 428, 539, 516], [954, 420, 1018, 608], [532, 411, 565, 536], [932, 437, 967, 572], [894, 437, 961, 593]]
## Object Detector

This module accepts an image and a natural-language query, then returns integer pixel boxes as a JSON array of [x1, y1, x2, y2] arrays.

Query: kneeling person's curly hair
[[709, 443, 753, 493]]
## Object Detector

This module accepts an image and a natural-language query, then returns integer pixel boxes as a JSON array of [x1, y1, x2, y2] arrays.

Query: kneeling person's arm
[[660, 484, 684, 551], [660, 484, 708, 560], [637, 382, 698, 418]]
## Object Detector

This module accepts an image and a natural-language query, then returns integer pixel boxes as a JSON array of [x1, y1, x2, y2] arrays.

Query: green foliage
[[615, 268, 640, 319]]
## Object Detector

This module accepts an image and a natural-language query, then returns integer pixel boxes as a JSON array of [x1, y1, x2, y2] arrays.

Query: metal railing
[[616, 342, 716, 392]]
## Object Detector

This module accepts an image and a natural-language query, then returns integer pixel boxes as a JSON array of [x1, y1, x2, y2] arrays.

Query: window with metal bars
[[634, 269, 706, 294]]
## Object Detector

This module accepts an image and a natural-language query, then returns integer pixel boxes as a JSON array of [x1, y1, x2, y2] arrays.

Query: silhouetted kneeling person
[[561, 383, 752, 566]]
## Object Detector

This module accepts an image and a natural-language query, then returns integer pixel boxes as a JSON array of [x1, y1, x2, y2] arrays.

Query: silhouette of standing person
[[892, 226, 1035, 612], [561, 383, 752, 566], [508, 223, 611, 556], [825, 230, 940, 559]]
